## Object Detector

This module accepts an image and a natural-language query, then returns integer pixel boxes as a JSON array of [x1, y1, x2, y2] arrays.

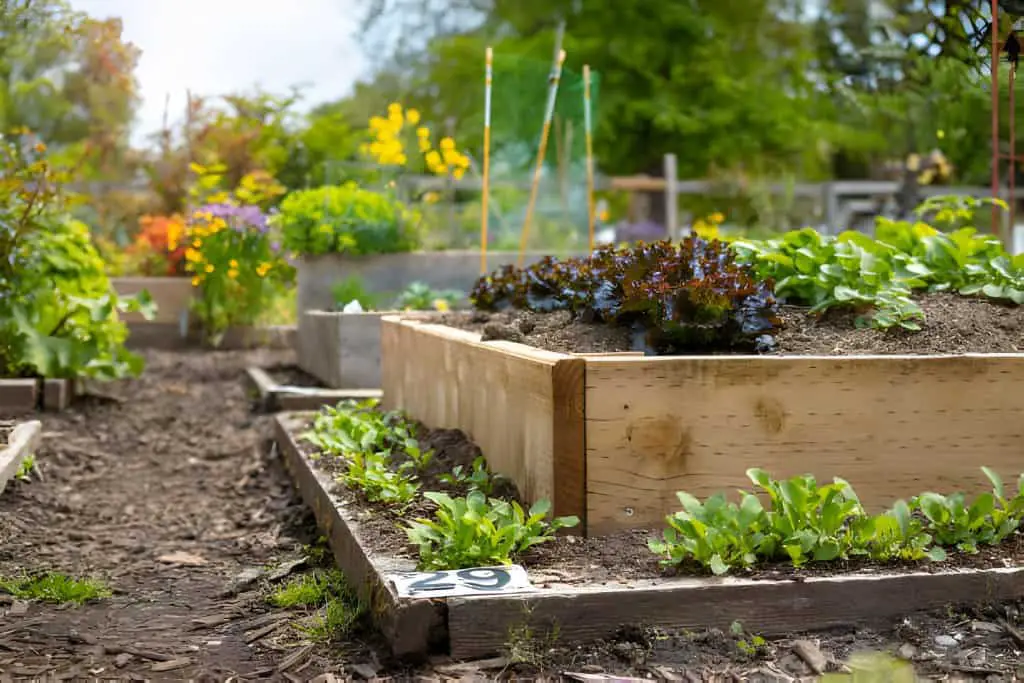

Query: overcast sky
[[69, 0, 369, 146]]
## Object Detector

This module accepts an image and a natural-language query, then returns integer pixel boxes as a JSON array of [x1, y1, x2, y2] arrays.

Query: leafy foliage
[[0, 132, 152, 380], [730, 197, 1023, 329], [301, 399, 577, 569], [277, 183, 421, 256], [649, 467, 1024, 575], [407, 492, 578, 570], [301, 399, 433, 508], [471, 237, 780, 353]]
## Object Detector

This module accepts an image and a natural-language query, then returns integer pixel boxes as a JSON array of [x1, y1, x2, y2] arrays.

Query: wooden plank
[[0, 379, 39, 414], [276, 388, 382, 411], [584, 353, 1024, 534], [446, 566, 1024, 660], [381, 318, 585, 523], [0, 421, 41, 495], [273, 414, 444, 659], [41, 379, 74, 411]]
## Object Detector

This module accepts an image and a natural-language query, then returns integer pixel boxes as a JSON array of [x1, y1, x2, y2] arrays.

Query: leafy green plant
[[407, 491, 579, 569], [730, 195, 1024, 329], [0, 132, 154, 380], [439, 455, 502, 496], [277, 183, 421, 256], [651, 467, 1024, 574], [269, 569, 364, 642], [471, 237, 781, 353], [0, 573, 110, 604], [301, 399, 432, 507]]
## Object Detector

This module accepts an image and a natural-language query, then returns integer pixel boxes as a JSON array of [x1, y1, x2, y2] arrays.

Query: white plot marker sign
[[388, 565, 535, 599]]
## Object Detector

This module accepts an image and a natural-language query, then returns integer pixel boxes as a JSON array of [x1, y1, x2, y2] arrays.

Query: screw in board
[[624, 507, 634, 516]]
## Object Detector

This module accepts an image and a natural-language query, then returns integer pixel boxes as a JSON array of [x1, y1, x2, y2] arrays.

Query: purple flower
[[197, 202, 269, 233]]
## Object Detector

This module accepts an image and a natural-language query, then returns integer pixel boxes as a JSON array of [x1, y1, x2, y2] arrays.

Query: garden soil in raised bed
[[295, 413, 1024, 587], [436, 292, 1024, 355], [291, 414, 1024, 679]]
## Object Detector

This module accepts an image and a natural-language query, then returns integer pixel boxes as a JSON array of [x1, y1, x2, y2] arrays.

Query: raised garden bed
[[381, 294, 1024, 536], [245, 366, 381, 412], [0, 420, 41, 494], [274, 410, 1024, 661], [0, 378, 79, 413]]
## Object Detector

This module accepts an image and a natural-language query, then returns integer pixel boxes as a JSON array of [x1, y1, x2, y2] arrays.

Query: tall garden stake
[[518, 49, 567, 266], [481, 46, 494, 275], [583, 64, 596, 251]]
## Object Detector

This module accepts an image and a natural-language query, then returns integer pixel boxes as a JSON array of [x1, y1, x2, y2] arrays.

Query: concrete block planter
[[295, 311, 392, 389]]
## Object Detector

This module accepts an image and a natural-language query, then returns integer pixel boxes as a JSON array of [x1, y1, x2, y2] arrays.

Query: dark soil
[[437, 293, 1024, 356], [266, 363, 323, 388]]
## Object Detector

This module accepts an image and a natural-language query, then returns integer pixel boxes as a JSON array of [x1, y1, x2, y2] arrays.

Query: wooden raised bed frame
[[381, 316, 1024, 536], [0, 421, 41, 494], [243, 367, 381, 412], [274, 412, 1024, 661], [0, 379, 79, 413]]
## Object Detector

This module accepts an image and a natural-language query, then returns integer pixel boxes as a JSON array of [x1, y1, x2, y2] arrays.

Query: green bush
[[277, 183, 421, 256]]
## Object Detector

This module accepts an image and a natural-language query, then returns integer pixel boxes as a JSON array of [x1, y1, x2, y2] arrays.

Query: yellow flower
[[416, 127, 430, 138], [452, 167, 465, 180], [205, 263, 214, 273], [256, 262, 272, 277], [709, 212, 725, 224], [192, 239, 202, 248], [191, 276, 201, 287], [439, 137, 455, 151], [387, 102, 402, 116], [229, 259, 238, 268], [423, 191, 440, 204], [418, 138, 431, 153], [406, 108, 421, 125], [432, 298, 450, 312], [34, 142, 46, 154], [424, 150, 442, 168], [369, 116, 388, 130], [185, 248, 202, 263], [228, 269, 239, 279]]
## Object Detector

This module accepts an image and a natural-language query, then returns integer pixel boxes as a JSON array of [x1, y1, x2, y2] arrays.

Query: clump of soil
[[436, 293, 1024, 356]]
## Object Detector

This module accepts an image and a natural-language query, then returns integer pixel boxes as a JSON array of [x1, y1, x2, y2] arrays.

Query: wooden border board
[[381, 317, 1024, 536], [245, 368, 381, 412], [0, 379, 78, 413], [0, 421, 41, 494], [274, 411, 1024, 661], [380, 316, 585, 525], [274, 414, 444, 659]]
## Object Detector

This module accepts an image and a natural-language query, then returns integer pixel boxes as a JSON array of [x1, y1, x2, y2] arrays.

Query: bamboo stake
[[481, 46, 494, 275], [583, 64, 595, 251], [518, 49, 567, 266]]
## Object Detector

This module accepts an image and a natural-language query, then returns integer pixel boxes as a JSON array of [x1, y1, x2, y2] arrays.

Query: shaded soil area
[[437, 293, 1024, 355], [266, 363, 323, 388], [0, 350, 386, 681]]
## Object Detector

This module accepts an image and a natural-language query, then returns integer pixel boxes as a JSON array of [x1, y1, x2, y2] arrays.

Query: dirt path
[[0, 349, 385, 681]]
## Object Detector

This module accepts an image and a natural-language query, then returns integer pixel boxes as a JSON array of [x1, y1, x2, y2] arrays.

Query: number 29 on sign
[[388, 565, 534, 598]]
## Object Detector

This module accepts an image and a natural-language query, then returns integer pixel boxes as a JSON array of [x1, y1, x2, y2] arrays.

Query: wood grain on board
[[584, 353, 1024, 534], [273, 414, 444, 658], [447, 566, 1024, 660], [381, 317, 586, 522]]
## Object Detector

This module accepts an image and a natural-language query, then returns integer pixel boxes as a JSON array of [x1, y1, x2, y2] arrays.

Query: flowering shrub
[[277, 183, 420, 256], [183, 165, 294, 344], [125, 214, 188, 276], [360, 103, 471, 179]]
